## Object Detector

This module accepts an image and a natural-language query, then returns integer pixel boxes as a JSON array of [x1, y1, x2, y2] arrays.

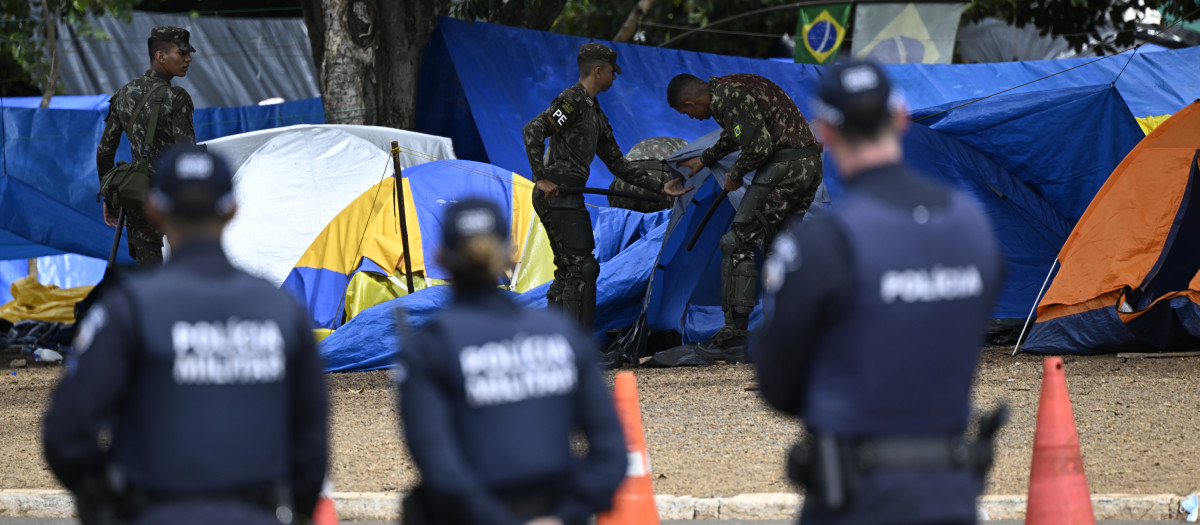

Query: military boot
[[696, 325, 750, 363]]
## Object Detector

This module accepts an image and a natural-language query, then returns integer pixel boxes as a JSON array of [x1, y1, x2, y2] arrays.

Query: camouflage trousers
[[124, 207, 164, 268], [715, 155, 823, 342], [532, 193, 599, 331]]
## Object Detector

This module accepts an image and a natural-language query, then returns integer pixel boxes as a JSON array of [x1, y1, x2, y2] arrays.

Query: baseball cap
[[442, 199, 508, 252], [151, 26, 196, 54], [814, 60, 900, 135], [151, 146, 235, 218], [578, 43, 621, 74]]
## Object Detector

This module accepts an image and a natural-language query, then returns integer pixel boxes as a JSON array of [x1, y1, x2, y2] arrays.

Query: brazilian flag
[[795, 4, 851, 65]]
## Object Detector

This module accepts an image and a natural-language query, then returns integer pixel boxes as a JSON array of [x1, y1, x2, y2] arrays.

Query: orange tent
[[1022, 101, 1200, 354]]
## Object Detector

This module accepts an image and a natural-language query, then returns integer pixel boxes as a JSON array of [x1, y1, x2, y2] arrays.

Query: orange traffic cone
[[597, 371, 659, 525], [313, 479, 339, 525], [1025, 357, 1095, 524]]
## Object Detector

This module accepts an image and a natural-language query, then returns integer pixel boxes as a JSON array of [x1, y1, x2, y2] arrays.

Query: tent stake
[[391, 142, 416, 295], [1012, 258, 1058, 356]]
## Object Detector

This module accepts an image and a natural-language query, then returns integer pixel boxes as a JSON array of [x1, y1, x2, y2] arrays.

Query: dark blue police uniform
[[398, 270, 627, 523], [754, 163, 1004, 525], [43, 147, 327, 525]]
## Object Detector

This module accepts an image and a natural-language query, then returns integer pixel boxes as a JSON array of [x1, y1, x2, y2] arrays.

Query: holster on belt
[[786, 404, 1008, 513]]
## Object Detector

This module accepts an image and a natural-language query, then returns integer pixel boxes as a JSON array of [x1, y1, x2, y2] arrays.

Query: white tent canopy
[[202, 125, 456, 286]]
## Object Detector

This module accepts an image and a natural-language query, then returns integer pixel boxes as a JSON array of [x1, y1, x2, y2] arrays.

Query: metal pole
[[391, 142, 416, 295], [1012, 258, 1058, 356], [107, 209, 127, 269]]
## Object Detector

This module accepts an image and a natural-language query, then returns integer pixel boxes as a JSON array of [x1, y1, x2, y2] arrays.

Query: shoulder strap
[[143, 84, 169, 158], [124, 82, 168, 131]]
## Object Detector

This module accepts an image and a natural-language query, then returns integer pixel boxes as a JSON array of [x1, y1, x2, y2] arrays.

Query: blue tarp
[[320, 206, 671, 372], [417, 16, 1200, 212], [321, 84, 1147, 372], [0, 97, 324, 263]]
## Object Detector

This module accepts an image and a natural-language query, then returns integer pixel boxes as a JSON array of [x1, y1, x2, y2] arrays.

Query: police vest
[[417, 296, 584, 487], [803, 187, 1002, 437], [114, 268, 303, 494]]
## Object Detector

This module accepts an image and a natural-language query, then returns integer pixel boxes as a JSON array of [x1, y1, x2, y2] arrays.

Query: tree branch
[[614, 0, 656, 42]]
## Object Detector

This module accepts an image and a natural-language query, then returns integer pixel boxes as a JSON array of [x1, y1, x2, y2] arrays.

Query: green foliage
[[553, 0, 799, 58], [0, 0, 135, 95], [963, 0, 1200, 53]]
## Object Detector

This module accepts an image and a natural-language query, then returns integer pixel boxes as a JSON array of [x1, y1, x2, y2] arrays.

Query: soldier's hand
[[723, 177, 743, 191], [535, 179, 561, 199], [103, 203, 119, 227], [524, 517, 563, 525], [662, 177, 689, 197], [676, 157, 704, 178]]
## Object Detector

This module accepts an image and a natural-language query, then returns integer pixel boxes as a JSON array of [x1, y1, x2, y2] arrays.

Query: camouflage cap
[[578, 43, 621, 74], [151, 26, 196, 54]]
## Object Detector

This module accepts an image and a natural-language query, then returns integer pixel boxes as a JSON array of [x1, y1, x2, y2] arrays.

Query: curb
[[0, 489, 1188, 521]]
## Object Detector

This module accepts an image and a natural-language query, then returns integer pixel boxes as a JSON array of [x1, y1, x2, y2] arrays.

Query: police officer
[[524, 43, 688, 332], [753, 60, 1005, 524], [397, 198, 627, 525], [666, 72, 823, 362], [607, 136, 689, 213], [44, 146, 328, 525], [96, 26, 198, 267]]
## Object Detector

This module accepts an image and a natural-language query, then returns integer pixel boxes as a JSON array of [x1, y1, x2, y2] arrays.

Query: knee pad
[[719, 229, 738, 256], [580, 258, 600, 280]]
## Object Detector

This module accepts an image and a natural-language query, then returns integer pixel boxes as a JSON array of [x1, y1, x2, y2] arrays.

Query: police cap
[[815, 60, 898, 135], [578, 43, 621, 74], [442, 198, 508, 252], [151, 146, 235, 218], [151, 26, 196, 54]]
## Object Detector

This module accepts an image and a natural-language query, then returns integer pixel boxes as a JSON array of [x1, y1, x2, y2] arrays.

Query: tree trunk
[[38, 0, 62, 109], [614, 0, 657, 42], [301, 0, 382, 125], [374, 1, 440, 130]]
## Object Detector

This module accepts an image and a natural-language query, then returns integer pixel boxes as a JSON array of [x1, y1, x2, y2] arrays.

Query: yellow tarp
[[1136, 114, 1172, 135], [0, 276, 91, 324]]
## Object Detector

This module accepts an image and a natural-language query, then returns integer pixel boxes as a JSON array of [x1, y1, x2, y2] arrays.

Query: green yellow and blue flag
[[795, 4, 851, 65]]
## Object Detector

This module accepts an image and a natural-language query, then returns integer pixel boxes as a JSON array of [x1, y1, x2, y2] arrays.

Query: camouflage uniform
[[96, 26, 197, 267], [698, 74, 823, 347], [523, 44, 665, 331], [608, 136, 688, 213]]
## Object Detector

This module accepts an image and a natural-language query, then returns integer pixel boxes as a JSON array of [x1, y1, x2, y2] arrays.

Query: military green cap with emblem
[[578, 43, 621, 74], [151, 26, 196, 54]]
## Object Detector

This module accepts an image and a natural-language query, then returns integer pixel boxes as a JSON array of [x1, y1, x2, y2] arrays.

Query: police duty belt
[[556, 184, 659, 203]]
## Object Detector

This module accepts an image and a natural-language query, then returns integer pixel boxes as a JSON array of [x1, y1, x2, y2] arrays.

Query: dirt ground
[[3, 346, 1200, 498]]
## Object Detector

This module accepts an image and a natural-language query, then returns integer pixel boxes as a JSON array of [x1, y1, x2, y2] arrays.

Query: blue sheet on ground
[[320, 207, 671, 372]]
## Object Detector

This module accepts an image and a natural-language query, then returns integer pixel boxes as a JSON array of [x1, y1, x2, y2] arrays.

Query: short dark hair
[[667, 74, 705, 107], [578, 56, 608, 77], [148, 36, 175, 62]]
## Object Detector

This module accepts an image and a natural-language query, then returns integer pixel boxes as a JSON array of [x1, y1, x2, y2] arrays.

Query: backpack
[[99, 83, 169, 210]]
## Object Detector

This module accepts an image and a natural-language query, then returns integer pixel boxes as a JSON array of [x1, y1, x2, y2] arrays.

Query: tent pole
[[391, 142, 416, 295], [1012, 258, 1058, 356]]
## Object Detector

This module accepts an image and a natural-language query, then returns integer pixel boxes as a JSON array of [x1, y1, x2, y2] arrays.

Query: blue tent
[[417, 16, 1200, 213], [0, 97, 324, 265]]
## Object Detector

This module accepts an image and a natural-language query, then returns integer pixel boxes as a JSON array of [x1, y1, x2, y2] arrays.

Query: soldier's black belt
[[769, 143, 820, 163], [556, 184, 659, 203]]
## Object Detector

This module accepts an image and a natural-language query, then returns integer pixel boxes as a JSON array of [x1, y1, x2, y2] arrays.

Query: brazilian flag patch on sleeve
[[734, 124, 742, 138]]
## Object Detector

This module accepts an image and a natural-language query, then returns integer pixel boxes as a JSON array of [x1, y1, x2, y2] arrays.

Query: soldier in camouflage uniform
[[96, 26, 197, 267], [524, 43, 688, 332], [608, 136, 688, 213], [667, 73, 823, 361]]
